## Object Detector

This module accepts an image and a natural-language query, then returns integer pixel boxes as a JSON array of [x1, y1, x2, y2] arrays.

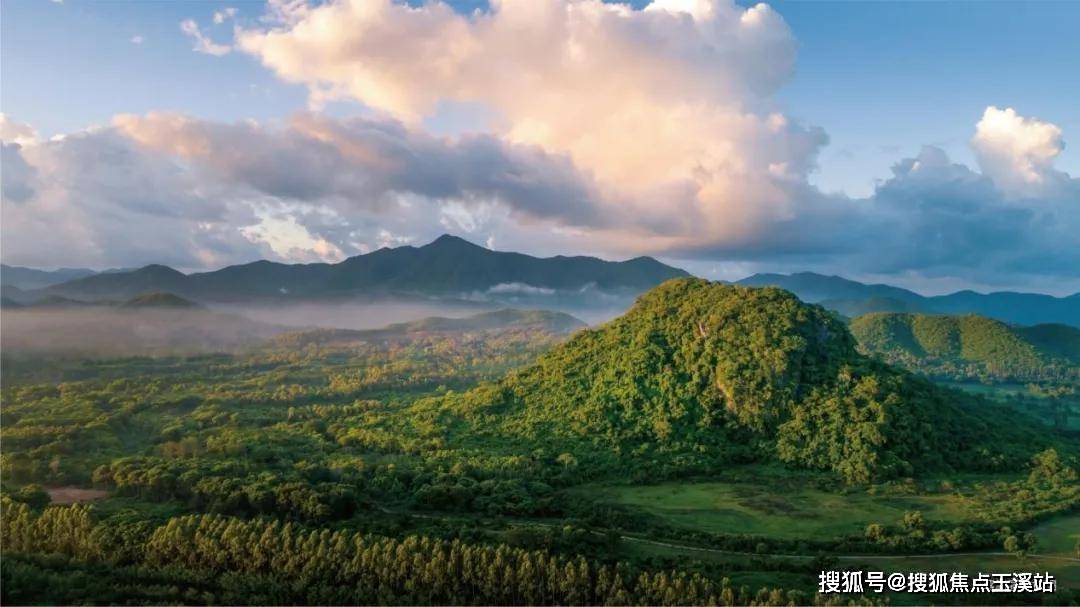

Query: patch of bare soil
[[46, 487, 109, 505]]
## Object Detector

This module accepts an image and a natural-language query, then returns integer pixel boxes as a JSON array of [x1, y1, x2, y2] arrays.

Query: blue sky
[[2, 1, 308, 133], [5, 0, 1077, 196], [2, 0, 1078, 294], [773, 1, 1080, 195]]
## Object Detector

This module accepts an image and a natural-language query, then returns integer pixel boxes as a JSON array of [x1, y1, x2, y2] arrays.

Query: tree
[[1003, 535, 1023, 558], [1028, 448, 1078, 488], [12, 485, 50, 510]]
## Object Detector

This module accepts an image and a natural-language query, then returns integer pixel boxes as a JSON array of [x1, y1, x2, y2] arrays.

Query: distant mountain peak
[[625, 255, 668, 266], [423, 234, 486, 251], [135, 264, 186, 277]]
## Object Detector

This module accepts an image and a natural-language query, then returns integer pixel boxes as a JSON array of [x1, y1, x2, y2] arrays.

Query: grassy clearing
[[618, 513, 1080, 593], [584, 480, 971, 541], [1031, 513, 1080, 557], [840, 512, 1080, 591]]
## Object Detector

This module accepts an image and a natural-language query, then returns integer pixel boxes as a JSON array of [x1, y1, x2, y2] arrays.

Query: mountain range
[[4, 235, 687, 305], [4, 238, 1078, 327], [0, 265, 97, 290], [0, 264, 136, 290], [737, 272, 1080, 327]]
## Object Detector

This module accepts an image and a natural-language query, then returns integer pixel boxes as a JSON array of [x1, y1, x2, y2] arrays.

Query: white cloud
[[261, 0, 311, 25], [232, 0, 826, 254], [240, 208, 345, 263], [213, 7, 238, 25], [851, 141, 1079, 286], [1, 113, 39, 146], [1, 122, 266, 269], [972, 106, 1066, 198], [1, 111, 611, 268], [3, 106, 1077, 291], [112, 111, 605, 227], [180, 18, 231, 56], [130, 34, 144, 45], [486, 283, 557, 296]]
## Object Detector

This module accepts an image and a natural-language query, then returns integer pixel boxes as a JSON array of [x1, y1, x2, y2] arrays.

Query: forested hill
[[851, 312, 1080, 383], [33, 235, 688, 302], [737, 272, 1080, 327], [436, 278, 1052, 483], [120, 292, 201, 309]]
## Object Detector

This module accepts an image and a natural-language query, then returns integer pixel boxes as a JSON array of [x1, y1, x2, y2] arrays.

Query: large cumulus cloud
[[1, 125, 267, 269], [1, 111, 615, 268], [114, 112, 604, 227], [5, 104, 1075, 291], [233, 0, 835, 254], [971, 106, 1072, 199], [856, 143, 1079, 283]]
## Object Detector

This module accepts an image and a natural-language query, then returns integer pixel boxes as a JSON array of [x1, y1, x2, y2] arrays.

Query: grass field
[[617, 510, 1080, 596], [583, 480, 971, 540], [1031, 513, 1080, 557], [849, 514, 1080, 596], [584, 475, 1080, 596]]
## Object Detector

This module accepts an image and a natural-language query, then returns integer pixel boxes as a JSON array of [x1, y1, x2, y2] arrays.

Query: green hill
[[121, 292, 201, 309], [850, 312, 1080, 382], [440, 279, 1049, 483], [1017, 323, 1080, 362], [817, 296, 922, 318]]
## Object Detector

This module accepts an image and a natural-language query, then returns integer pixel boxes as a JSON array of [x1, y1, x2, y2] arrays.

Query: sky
[[2, 0, 1078, 295]]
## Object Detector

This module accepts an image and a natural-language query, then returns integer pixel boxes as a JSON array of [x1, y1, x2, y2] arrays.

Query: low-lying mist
[[213, 300, 494, 331], [0, 296, 633, 363], [214, 297, 629, 330], [0, 308, 282, 358]]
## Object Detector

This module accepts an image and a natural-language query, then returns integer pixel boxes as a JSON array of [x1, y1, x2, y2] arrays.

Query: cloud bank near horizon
[[2, 0, 1078, 293]]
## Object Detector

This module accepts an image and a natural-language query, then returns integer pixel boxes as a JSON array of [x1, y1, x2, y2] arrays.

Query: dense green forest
[[2, 280, 1078, 605], [850, 312, 1080, 384], [439, 280, 1059, 483], [849, 312, 1080, 432]]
